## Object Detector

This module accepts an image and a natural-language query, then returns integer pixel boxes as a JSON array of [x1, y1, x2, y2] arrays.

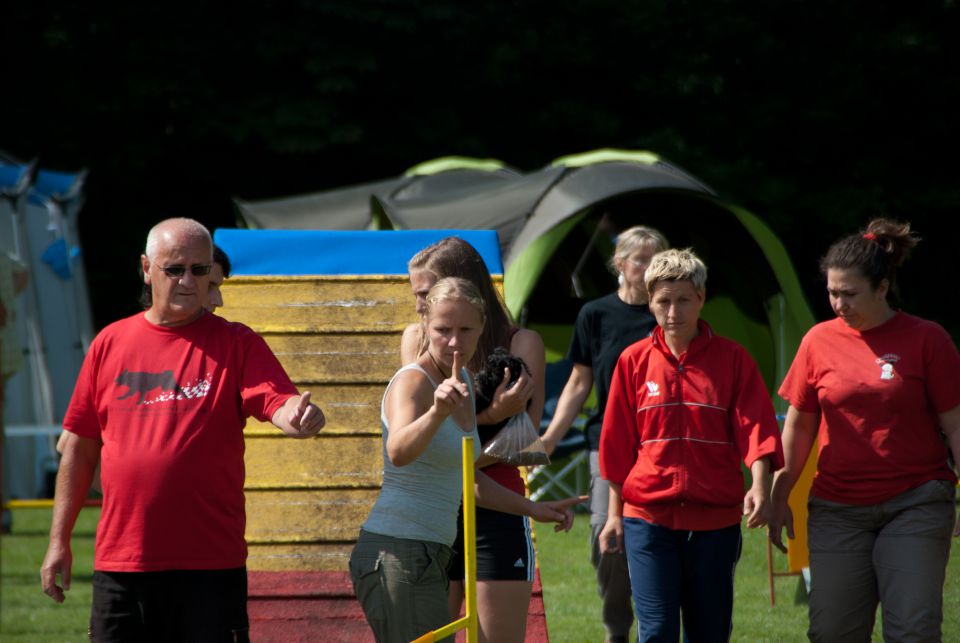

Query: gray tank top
[[362, 363, 480, 545]]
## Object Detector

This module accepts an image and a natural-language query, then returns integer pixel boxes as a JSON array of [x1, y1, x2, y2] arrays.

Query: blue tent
[[1, 152, 92, 500]]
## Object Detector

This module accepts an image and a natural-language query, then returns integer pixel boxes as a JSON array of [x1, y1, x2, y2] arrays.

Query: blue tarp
[[0, 160, 83, 207], [1, 156, 91, 501], [213, 229, 503, 276]]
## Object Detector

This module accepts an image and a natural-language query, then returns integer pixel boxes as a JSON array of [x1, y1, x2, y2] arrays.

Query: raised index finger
[[451, 351, 462, 382]]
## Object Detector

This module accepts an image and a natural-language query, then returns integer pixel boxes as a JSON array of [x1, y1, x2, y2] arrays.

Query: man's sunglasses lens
[[162, 264, 212, 278]]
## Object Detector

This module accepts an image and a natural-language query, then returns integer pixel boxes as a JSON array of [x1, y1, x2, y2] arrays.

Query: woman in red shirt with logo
[[770, 218, 960, 641]]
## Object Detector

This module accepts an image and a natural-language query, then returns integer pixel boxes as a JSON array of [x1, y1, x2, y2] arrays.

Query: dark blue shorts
[[449, 506, 534, 582], [90, 567, 249, 643]]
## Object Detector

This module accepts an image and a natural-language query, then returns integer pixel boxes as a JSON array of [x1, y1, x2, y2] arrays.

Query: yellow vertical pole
[[410, 436, 478, 643], [462, 436, 478, 643]]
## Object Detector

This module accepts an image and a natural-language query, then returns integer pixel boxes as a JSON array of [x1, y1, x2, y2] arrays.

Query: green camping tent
[[234, 149, 815, 399]]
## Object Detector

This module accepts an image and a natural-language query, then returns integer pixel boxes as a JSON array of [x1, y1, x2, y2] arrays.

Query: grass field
[[2, 507, 958, 642], [1, 508, 97, 642], [536, 514, 960, 642]]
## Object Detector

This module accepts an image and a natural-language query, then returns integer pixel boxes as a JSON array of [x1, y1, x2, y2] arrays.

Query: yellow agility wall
[[224, 276, 412, 571], [213, 230, 504, 572]]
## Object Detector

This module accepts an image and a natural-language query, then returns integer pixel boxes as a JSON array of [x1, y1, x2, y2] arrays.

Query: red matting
[[248, 569, 550, 642]]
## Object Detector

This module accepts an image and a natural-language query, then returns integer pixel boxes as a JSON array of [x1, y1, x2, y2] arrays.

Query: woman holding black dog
[[402, 237, 584, 643]]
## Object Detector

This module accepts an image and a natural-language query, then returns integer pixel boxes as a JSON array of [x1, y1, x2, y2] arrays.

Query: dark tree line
[[3, 1, 958, 336]]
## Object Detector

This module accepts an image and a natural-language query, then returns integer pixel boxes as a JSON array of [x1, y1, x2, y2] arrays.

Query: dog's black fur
[[474, 347, 531, 427]]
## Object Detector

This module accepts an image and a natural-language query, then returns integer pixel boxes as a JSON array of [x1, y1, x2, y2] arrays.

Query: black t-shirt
[[567, 292, 657, 450]]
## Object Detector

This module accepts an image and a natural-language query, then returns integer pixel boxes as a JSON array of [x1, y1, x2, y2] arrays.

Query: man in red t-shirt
[[40, 218, 325, 642]]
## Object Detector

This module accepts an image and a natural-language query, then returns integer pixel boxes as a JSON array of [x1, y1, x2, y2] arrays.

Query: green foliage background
[[3, 1, 958, 335]]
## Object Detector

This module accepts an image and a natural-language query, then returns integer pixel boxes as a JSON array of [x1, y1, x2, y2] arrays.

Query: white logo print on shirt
[[875, 354, 900, 381], [646, 381, 660, 397]]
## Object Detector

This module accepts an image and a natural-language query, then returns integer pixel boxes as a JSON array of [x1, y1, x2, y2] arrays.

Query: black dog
[[474, 347, 531, 430]]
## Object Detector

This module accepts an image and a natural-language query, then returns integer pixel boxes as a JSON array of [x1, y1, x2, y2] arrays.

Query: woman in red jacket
[[769, 219, 960, 641], [598, 248, 783, 643]]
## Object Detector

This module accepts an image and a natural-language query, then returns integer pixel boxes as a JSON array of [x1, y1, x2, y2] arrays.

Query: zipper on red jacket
[[676, 357, 687, 505]]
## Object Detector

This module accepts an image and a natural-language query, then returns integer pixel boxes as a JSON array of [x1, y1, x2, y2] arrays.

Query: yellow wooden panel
[[245, 489, 376, 543], [219, 279, 418, 333], [247, 542, 354, 572], [262, 333, 403, 383], [244, 383, 384, 436], [245, 435, 383, 489], [229, 273, 506, 572]]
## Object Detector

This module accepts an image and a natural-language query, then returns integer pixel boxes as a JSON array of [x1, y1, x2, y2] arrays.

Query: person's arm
[[743, 456, 773, 528], [511, 329, 546, 429], [598, 482, 624, 554], [56, 431, 102, 494], [729, 350, 782, 529], [41, 432, 100, 603], [768, 405, 819, 552], [939, 403, 960, 536], [271, 391, 326, 438], [474, 470, 586, 532], [385, 352, 469, 467], [400, 323, 422, 365], [540, 363, 593, 455], [597, 354, 638, 555]]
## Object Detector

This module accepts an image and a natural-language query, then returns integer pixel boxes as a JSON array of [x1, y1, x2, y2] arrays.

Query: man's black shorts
[[90, 567, 249, 642]]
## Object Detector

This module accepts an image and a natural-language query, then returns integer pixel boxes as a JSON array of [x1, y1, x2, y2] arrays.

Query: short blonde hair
[[645, 248, 707, 294], [608, 225, 670, 274]]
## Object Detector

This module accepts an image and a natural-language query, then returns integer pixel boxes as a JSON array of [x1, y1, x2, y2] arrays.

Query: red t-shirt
[[779, 312, 960, 505], [64, 312, 297, 571]]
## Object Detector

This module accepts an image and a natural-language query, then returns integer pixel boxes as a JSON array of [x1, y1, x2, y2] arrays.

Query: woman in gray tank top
[[350, 278, 580, 643]]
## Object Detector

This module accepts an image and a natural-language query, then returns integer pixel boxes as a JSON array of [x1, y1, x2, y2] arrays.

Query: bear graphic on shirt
[[115, 369, 184, 404]]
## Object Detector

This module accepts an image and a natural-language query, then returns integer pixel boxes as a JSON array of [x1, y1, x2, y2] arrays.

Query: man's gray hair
[[645, 248, 708, 293], [144, 218, 212, 261]]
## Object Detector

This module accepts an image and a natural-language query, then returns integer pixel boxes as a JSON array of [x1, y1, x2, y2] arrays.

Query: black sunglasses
[[159, 263, 212, 278]]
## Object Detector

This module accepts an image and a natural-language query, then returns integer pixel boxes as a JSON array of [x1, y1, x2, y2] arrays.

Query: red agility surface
[[248, 571, 373, 643], [248, 569, 550, 642], [526, 571, 551, 642]]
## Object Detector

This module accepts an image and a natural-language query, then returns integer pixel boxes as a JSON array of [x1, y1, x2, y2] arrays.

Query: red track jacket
[[600, 320, 784, 531]]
